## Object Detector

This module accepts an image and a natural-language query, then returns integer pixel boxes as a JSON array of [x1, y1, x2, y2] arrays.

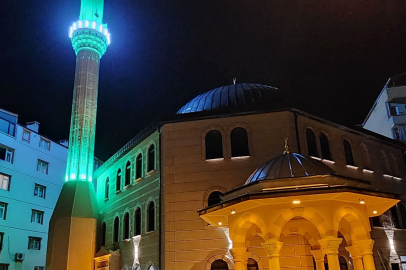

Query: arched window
[[125, 161, 131, 186], [147, 201, 155, 232], [211, 259, 229, 270], [343, 140, 355, 166], [205, 130, 223, 159], [247, 258, 259, 270], [319, 132, 332, 160], [113, 217, 119, 243], [116, 169, 121, 191], [123, 212, 130, 239], [136, 154, 142, 179], [208, 191, 223, 207], [339, 256, 348, 270], [148, 145, 155, 172], [380, 150, 390, 174], [105, 178, 109, 199], [134, 208, 141, 235], [389, 154, 399, 176], [101, 222, 106, 246], [306, 129, 318, 157], [359, 143, 371, 169], [230, 127, 249, 157]]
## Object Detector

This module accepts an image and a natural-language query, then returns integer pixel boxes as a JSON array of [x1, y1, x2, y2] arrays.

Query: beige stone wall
[[95, 131, 160, 270], [280, 235, 314, 270]]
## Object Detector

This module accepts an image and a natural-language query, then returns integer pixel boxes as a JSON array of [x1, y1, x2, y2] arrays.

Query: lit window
[[0, 173, 10, 191], [0, 145, 14, 163], [116, 169, 121, 191], [148, 145, 155, 172], [123, 212, 130, 239], [31, 210, 44, 224], [22, 130, 30, 142], [0, 264, 8, 270], [28, 237, 41, 250], [34, 184, 46, 198], [37, 160, 49, 174], [231, 127, 249, 157], [400, 256, 406, 270], [34, 267, 45, 270], [39, 138, 50, 150], [0, 203, 7, 220], [205, 130, 223, 160], [125, 162, 131, 186], [134, 208, 141, 236], [136, 154, 142, 179], [147, 201, 155, 232]]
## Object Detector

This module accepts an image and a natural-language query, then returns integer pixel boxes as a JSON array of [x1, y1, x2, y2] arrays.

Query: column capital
[[261, 240, 283, 258], [231, 247, 249, 263], [310, 249, 325, 261], [345, 246, 362, 259], [353, 239, 374, 255], [318, 237, 342, 255]]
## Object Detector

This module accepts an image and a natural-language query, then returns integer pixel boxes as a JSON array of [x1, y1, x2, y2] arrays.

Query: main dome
[[245, 152, 335, 185], [177, 83, 283, 115]]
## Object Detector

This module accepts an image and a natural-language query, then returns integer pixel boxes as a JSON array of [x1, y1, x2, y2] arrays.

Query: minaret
[[46, 0, 110, 269]]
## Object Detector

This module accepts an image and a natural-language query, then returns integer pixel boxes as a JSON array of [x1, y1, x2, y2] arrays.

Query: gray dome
[[177, 83, 283, 115], [245, 153, 335, 185]]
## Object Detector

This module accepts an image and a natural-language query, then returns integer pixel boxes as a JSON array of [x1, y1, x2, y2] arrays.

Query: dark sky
[[1, 0, 406, 160]]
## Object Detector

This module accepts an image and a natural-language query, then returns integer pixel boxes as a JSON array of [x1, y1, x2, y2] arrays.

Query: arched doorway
[[211, 259, 229, 270]]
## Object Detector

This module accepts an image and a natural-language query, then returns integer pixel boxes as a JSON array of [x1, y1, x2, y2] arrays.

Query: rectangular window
[[31, 210, 44, 225], [34, 267, 44, 270], [39, 138, 50, 150], [22, 130, 30, 142], [0, 233, 4, 250], [37, 160, 48, 174], [0, 145, 14, 163], [0, 173, 10, 191], [0, 117, 15, 137], [400, 256, 406, 270], [34, 184, 46, 199], [28, 237, 41, 250], [0, 264, 8, 270], [0, 203, 7, 220]]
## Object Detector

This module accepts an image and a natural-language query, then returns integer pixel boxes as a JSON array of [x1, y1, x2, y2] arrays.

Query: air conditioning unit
[[15, 253, 25, 261]]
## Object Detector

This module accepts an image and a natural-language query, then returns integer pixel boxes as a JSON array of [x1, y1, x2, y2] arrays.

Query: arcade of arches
[[200, 191, 398, 270]]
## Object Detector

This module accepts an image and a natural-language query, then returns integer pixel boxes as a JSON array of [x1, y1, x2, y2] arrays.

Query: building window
[[400, 256, 406, 270], [34, 267, 45, 270], [0, 264, 8, 270], [0, 145, 14, 163], [34, 184, 46, 198], [39, 138, 50, 150], [116, 169, 121, 191], [0, 233, 4, 250], [247, 258, 259, 270], [0, 117, 15, 136], [123, 212, 130, 240], [105, 178, 109, 199], [113, 217, 119, 243], [359, 143, 371, 169], [147, 201, 155, 232], [22, 130, 30, 142], [306, 129, 318, 157], [380, 150, 390, 174], [0, 203, 7, 220], [211, 259, 229, 270], [0, 173, 10, 191], [101, 222, 106, 246], [125, 161, 131, 186], [391, 205, 401, 229], [28, 237, 41, 250], [134, 208, 141, 236], [230, 127, 249, 157], [389, 154, 399, 176], [136, 154, 142, 179], [205, 130, 223, 160], [147, 145, 155, 172], [343, 140, 355, 166], [208, 191, 223, 207], [37, 160, 48, 174], [339, 256, 348, 270], [319, 132, 332, 160], [31, 210, 44, 224]]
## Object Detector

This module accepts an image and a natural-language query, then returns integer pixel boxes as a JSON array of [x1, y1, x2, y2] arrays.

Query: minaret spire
[[46, 0, 111, 269]]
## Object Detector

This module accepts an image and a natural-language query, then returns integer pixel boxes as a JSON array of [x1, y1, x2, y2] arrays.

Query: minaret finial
[[284, 137, 290, 154], [233, 77, 236, 85]]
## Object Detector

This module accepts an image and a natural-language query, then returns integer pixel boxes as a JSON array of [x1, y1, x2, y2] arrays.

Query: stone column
[[262, 240, 283, 270], [355, 240, 376, 270], [319, 237, 343, 270], [232, 247, 249, 270], [346, 246, 364, 270], [310, 249, 325, 270]]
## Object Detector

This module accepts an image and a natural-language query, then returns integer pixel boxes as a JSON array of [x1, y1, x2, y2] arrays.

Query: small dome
[[177, 83, 283, 115], [245, 153, 335, 185]]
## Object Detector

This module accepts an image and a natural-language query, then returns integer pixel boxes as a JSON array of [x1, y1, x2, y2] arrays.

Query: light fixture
[[231, 210, 236, 214], [218, 221, 222, 226], [293, 200, 301, 204], [373, 210, 377, 214], [359, 199, 365, 205]]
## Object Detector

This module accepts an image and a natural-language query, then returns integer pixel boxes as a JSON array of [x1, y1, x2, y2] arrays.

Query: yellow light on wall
[[373, 210, 377, 214], [359, 199, 365, 205], [293, 200, 301, 204], [218, 221, 222, 225], [231, 210, 236, 214]]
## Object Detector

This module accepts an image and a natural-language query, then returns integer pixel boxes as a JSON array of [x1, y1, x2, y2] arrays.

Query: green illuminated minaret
[[46, 0, 110, 269]]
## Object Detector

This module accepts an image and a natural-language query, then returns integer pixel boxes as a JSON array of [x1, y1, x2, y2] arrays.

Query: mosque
[[45, 0, 406, 270]]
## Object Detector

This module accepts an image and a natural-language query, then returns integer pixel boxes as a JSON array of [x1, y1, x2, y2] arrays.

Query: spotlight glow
[[218, 221, 222, 226], [373, 210, 377, 214], [231, 210, 236, 215], [293, 200, 301, 204], [359, 199, 365, 205]]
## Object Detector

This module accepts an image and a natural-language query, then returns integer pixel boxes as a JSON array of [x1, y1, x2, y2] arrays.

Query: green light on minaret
[[66, 0, 109, 182]]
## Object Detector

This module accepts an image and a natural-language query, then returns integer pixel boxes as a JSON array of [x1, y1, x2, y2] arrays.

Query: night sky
[[1, 0, 406, 160]]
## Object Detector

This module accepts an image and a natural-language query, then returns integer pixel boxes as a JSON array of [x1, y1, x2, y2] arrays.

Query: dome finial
[[233, 77, 237, 85], [284, 137, 290, 154]]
